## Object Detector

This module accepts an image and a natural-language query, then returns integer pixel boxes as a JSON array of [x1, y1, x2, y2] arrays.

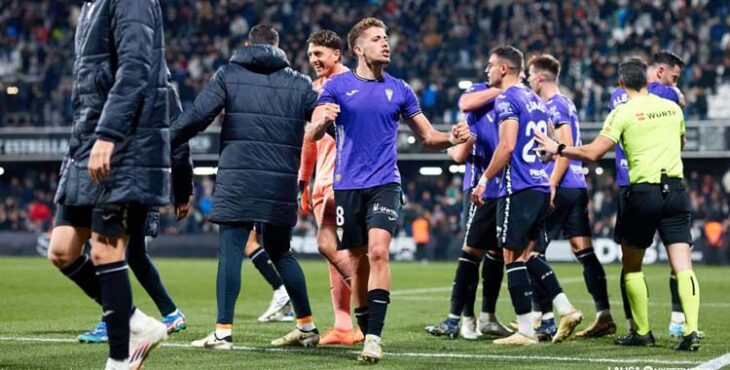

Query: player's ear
[[352, 44, 362, 58], [334, 49, 341, 61]]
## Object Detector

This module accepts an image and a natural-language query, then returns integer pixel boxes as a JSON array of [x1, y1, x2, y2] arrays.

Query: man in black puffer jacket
[[48, 1, 173, 368], [171, 25, 321, 350], [70, 77, 195, 347]]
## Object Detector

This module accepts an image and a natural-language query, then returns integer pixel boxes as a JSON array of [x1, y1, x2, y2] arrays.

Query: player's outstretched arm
[[305, 103, 339, 141], [549, 123, 573, 187], [535, 131, 613, 162], [447, 137, 476, 164], [484, 119, 518, 180], [459, 87, 502, 113], [170, 67, 227, 148], [405, 113, 469, 150]]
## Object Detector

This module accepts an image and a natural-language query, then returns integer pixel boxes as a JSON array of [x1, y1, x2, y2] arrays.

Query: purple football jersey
[[317, 71, 421, 190], [610, 82, 682, 186], [462, 82, 489, 191], [544, 94, 586, 189], [493, 85, 551, 197], [470, 108, 500, 199]]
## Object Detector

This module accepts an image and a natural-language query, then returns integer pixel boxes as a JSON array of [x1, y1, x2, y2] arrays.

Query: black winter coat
[[171, 45, 318, 227], [54, 0, 171, 207]]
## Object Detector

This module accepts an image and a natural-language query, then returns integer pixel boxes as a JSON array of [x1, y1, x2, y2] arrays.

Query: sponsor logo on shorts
[[372, 203, 398, 220]]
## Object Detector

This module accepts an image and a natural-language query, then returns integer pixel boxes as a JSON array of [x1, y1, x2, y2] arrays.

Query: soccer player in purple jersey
[[609, 51, 695, 339], [527, 55, 617, 339], [471, 46, 583, 346], [424, 82, 512, 340], [305, 17, 470, 362]]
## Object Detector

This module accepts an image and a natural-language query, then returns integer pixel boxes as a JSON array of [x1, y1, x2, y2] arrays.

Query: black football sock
[[96, 261, 133, 361], [61, 254, 102, 306], [366, 289, 390, 337]]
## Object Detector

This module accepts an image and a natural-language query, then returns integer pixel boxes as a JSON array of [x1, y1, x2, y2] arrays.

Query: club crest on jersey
[[385, 88, 393, 102], [498, 101, 512, 113]]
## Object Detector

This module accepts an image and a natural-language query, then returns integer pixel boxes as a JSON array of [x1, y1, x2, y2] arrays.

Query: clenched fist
[[320, 103, 340, 125], [449, 122, 471, 145]]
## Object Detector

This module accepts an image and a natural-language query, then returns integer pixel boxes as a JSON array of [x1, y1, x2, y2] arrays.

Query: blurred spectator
[[3, 0, 730, 126], [0, 165, 728, 263], [412, 213, 430, 261]]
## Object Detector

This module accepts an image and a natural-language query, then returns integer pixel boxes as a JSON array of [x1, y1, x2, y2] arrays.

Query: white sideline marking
[[0, 336, 703, 366], [391, 275, 609, 296], [396, 296, 730, 308], [691, 352, 730, 370]]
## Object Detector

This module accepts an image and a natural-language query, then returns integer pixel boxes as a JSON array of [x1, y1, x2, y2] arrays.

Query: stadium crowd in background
[[2, 0, 730, 126], [2, 169, 728, 263]]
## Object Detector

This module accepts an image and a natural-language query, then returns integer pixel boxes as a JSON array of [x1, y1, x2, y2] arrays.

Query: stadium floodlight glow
[[407, 136, 416, 144], [0, 167, 4, 176], [193, 166, 218, 176], [419, 167, 443, 176], [458, 80, 473, 90], [6, 86, 19, 95], [595, 167, 604, 175], [449, 164, 466, 173]]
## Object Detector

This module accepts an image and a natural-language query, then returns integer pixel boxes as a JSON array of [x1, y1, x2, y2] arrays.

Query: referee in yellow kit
[[534, 57, 700, 351]]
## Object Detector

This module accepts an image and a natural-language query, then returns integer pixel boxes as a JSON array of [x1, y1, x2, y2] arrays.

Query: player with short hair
[[527, 54, 616, 339], [424, 81, 511, 340], [176, 24, 321, 350], [536, 57, 701, 351], [306, 17, 470, 363], [298, 29, 363, 345], [609, 51, 694, 338], [471, 46, 583, 346]]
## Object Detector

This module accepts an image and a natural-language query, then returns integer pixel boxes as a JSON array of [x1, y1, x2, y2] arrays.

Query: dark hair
[[248, 24, 279, 46], [652, 51, 685, 69], [347, 17, 387, 57], [528, 54, 561, 80], [307, 30, 343, 52], [618, 57, 648, 91], [490, 45, 524, 75]]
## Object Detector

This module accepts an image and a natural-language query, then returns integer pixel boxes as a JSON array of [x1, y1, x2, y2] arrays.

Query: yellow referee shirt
[[600, 94, 685, 184]]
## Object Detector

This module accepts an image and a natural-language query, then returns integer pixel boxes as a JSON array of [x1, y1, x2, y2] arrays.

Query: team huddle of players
[[298, 17, 700, 359], [425, 48, 697, 348]]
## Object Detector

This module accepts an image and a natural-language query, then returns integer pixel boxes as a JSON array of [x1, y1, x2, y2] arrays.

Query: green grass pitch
[[1, 257, 728, 369]]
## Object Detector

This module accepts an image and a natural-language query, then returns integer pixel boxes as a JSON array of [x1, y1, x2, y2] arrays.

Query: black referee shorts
[[620, 179, 691, 249], [335, 183, 402, 250], [464, 198, 499, 251], [496, 189, 550, 252]]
